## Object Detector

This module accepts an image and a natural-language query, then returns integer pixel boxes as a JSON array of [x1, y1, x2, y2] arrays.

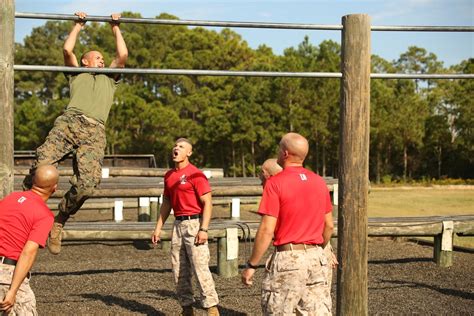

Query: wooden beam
[[337, 13, 371, 316], [0, 0, 15, 198]]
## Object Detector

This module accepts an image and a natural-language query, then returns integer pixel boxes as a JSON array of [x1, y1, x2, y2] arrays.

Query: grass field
[[368, 186, 474, 248], [368, 186, 474, 217]]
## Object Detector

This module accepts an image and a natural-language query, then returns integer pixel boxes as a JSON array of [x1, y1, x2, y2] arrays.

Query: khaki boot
[[206, 306, 219, 316], [48, 223, 63, 255], [181, 305, 194, 316]]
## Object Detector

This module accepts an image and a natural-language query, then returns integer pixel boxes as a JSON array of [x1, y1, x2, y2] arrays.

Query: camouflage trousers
[[0, 263, 37, 316], [261, 246, 331, 316], [23, 112, 106, 224], [171, 219, 219, 308], [323, 244, 335, 299]]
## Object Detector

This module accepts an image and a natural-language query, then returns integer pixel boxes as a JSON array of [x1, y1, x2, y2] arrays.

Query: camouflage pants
[[261, 246, 331, 316], [0, 264, 37, 316], [171, 219, 219, 308], [323, 244, 334, 299], [23, 112, 106, 224]]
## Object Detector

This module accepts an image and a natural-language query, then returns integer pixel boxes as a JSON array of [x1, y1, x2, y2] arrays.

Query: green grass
[[368, 187, 474, 217], [368, 187, 474, 248]]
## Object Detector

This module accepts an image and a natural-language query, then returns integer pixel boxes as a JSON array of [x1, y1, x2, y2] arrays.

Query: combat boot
[[48, 223, 63, 255], [206, 306, 219, 316]]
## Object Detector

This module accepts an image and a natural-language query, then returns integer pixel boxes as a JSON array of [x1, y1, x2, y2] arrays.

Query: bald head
[[32, 165, 59, 196], [262, 159, 282, 177], [278, 132, 309, 166], [260, 158, 283, 187]]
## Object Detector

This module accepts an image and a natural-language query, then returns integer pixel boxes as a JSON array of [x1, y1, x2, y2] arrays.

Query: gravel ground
[[31, 237, 473, 315]]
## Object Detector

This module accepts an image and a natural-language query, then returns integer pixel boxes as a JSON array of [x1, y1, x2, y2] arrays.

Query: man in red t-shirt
[[0, 165, 59, 314], [242, 132, 335, 315], [152, 138, 219, 316]]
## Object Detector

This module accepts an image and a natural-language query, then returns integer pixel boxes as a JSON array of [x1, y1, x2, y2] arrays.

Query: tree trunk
[[232, 142, 236, 178], [376, 146, 381, 184], [315, 140, 320, 174], [437, 146, 442, 179], [251, 141, 256, 177], [322, 145, 327, 177], [221, 143, 226, 177], [241, 140, 246, 178], [403, 144, 408, 182], [289, 98, 293, 131]]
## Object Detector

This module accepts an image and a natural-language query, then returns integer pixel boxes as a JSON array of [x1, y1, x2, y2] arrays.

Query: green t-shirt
[[65, 73, 119, 124]]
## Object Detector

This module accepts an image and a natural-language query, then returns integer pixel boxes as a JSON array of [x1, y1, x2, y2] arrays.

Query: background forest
[[13, 12, 473, 181]]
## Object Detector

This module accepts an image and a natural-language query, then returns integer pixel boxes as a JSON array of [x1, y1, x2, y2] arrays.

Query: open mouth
[[173, 150, 179, 158]]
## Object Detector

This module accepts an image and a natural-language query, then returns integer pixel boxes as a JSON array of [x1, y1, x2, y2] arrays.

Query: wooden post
[[150, 197, 159, 222], [337, 14, 371, 316], [217, 228, 239, 277], [230, 198, 240, 219], [0, 0, 15, 198], [113, 199, 124, 222], [138, 197, 151, 222], [434, 221, 453, 267]]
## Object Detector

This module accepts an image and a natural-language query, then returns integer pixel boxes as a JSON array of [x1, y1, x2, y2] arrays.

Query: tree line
[[13, 12, 473, 181]]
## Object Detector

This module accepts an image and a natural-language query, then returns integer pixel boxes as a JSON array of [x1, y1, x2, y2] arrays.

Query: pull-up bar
[[13, 65, 474, 80], [15, 12, 474, 32]]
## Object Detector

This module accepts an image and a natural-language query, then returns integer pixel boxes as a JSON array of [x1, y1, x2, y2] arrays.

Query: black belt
[[175, 214, 201, 221], [0, 256, 17, 266]]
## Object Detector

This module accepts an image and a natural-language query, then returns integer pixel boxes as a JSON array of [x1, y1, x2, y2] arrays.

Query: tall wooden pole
[[337, 14, 371, 316], [0, 0, 15, 198]]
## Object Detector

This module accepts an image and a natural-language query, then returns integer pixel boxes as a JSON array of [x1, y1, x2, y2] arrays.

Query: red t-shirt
[[258, 166, 332, 246], [0, 191, 54, 260], [164, 163, 211, 217]]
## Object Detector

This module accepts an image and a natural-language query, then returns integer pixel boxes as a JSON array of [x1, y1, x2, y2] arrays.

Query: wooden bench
[[60, 215, 474, 277]]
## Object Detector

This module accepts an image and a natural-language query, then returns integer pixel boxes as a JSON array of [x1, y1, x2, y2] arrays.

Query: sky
[[14, 0, 474, 67]]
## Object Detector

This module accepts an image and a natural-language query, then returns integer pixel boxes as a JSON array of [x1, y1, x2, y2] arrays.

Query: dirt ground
[[31, 236, 473, 315]]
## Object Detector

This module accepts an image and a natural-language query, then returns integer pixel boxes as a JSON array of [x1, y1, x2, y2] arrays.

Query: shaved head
[[278, 132, 309, 167], [33, 165, 59, 193], [175, 137, 193, 150], [262, 159, 282, 177], [260, 158, 283, 187], [80, 50, 104, 67], [172, 138, 194, 167]]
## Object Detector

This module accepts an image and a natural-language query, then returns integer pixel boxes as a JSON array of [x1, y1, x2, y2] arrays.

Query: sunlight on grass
[[368, 187, 474, 217], [368, 187, 474, 248]]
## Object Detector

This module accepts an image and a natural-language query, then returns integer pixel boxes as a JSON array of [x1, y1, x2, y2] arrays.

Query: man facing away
[[242, 132, 335, 315], [152, 138, 219, 316], [259, 156, 338, 307], [23, 12, 128, 255], [259, 158, 283, 187], [0, 165, 59, 315]]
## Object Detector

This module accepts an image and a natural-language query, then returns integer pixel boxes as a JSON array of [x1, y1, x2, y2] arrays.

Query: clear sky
[[14, 0, 474, 67]]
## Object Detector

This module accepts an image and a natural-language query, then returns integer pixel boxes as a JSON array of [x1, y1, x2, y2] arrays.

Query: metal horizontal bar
[[15, 12, 474, 32], [14, 65, 473, 80], [15, 12, 342, 30], [371, 73, 474, 79], [13, 65, 343, 78], [372, 25, 474, 32]]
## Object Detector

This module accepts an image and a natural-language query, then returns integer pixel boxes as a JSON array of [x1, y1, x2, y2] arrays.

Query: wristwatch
[[199, 228, 208, 233], [246, 260, 258, 269]]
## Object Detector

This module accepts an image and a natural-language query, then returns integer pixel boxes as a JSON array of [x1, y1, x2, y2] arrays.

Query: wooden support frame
[[434, 221, 454, 267], [0, 0, 15, 198], [337, 13, 371, 316]]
